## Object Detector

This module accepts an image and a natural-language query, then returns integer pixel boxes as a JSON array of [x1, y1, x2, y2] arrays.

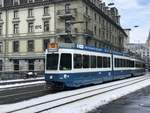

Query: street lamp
[[134, 25, 139, 28], [108, 0, 115, 6], [108, 3, 114, 6]]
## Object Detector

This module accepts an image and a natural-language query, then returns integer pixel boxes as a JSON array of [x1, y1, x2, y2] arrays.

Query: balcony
[[12, 18, 20, 23], [42, 13, 51, 20], [56, 28, 64, 33], [83, 13, 91, 21], [57, 8, 77, 19], [84, 29, 93, 36], [26, 16, 35, 22]]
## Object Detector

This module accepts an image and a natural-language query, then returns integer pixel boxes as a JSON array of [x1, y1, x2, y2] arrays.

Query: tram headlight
[[49, 75, 53, 79], [64, 74, 70, 79]]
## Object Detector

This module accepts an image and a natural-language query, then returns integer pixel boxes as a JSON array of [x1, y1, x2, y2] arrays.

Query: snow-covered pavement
[[1, 75, 150, 113], [0, 80, 45, 90], [0, 77, 44, 84]]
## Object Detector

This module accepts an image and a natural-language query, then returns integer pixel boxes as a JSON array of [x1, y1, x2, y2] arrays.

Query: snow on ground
[[46, 76, 150, 113], [0, 81, 45, 90], [0, 75, 150, 113]]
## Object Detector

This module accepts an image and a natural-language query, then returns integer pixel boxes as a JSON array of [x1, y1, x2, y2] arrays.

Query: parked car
[[25, 72, 37, 78]]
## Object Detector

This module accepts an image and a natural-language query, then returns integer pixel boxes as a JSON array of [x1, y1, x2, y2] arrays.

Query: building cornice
[[0, 0, 75, 10], [83, 0, 127, 37]]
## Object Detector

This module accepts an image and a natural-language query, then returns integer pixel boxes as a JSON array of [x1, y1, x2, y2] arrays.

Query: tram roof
[[47, 43, 131, 56], [46, 43, 144, 61]]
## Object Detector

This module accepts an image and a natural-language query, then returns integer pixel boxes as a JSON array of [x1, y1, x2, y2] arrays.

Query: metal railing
[[0, 70, 44, 80], [57, 8, 77, 17]]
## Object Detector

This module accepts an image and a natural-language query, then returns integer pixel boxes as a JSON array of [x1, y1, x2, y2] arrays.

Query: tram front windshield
[[46, 54, 59, 70]]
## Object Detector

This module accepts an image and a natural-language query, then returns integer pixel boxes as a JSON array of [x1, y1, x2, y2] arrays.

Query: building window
[[28, 40, 34, 52], [14, 10, 18, 18], [65, 3, 71, 14], [0, 0, 3, 7], [13, 24, 19, 34], [0, 25, 2, 35], [94, 26, 97, 35], [85, 6, 88, 14], [44, 21, 49, 32], [28, 9, 33, 17], [27, 0, 34, 3], [13, 0, 20, 5], [28, 59, 34, 71], [95, 13, 97, 21], [28, 22, 34, 33], [0, 60, 2, 71], [0, 12, 2, 20], [13, 60, 19, 71], [43, 39, 49, 51], [13, 41, 19, 52], [0, 42, 2, 53], [99, 28, 101, 37], [44, 6, 49, 15]]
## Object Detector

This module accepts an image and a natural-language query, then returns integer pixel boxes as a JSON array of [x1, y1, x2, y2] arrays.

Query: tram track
[[5, 75, 150, 113]]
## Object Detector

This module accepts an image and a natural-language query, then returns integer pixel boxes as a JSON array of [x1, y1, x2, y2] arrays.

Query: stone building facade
[[127, 32, 150, 67], [0, 0, 127, 77]]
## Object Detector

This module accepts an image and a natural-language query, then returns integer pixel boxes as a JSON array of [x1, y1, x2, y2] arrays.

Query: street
[[89, 85, 150, 113]]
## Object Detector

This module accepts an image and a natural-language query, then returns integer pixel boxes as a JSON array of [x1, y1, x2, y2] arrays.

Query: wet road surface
[[88, 86, 150, 113], [0, 83, 50, 104]]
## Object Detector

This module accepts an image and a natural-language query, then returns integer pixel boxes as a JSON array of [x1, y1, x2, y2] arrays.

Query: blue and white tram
[[113, 53, 145, 79], [45, 43, 145, 88]]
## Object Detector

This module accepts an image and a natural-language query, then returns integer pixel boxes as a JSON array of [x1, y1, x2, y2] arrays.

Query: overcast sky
[[105, 0, 150, 43]]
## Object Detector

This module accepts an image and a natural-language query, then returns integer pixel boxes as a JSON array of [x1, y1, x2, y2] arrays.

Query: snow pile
[[0, 77, 44, 83], [0, 81, 45, 90]]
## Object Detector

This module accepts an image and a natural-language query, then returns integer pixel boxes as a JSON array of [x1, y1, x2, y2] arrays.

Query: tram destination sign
[[48, 48, 58, 52]]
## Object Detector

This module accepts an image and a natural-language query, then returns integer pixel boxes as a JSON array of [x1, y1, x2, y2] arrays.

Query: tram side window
[[97, 56, 103, 68], [121, 59, 124, 67], [136, 62, 141, 68], [143, 63, 145, 68], [129, 60, 131, 67], [120, 59, 122, 67], [91, 56, 96, 68], [115, 58, 118, 67], [103, 57, 110, 68], [131, 61, 134, 67], [124, 59, 127, 67], [83, 55, 89, 68], [74, 54, 82, 69], [118, 59, 120, 67], [120, 59, 123, 67], [115, 59, 117, 67], [60, 53, 72, 70], [107, 57, 110, 67], [123, 59, 125, 67], [127, 60, 130, 67], [46, 54, 59, 70]]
